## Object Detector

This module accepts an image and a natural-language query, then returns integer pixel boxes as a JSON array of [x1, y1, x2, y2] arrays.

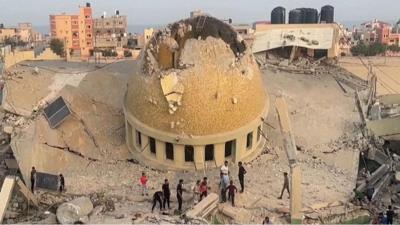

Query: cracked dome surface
[[125, 17, 268, 136]]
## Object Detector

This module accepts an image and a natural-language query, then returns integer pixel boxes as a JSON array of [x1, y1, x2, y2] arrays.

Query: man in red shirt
[[140, 172, 149, 196], [227, 180, 238, 206], [199, 177, 208, 201]]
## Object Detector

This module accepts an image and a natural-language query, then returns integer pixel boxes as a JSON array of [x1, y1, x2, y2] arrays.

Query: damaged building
[[253, 23, 341, 59], [123, 16, 269, 170]]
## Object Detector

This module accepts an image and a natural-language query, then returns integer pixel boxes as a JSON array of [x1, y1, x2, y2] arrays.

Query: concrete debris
[[56, 196, 94, 224], [3, 126, 13, 134], [186, 193, 218, 219], [160, 72, 184, 113], [255, 53, 327, 75], [232, 97, 238, 104]]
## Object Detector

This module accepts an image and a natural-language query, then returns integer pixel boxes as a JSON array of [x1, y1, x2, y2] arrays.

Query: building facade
[[0, 28, 17, 43], [253, 23, 341, 58], [93, 11, 127, 50], [354, 19, 400, 46], [50, 3, 94, 57]]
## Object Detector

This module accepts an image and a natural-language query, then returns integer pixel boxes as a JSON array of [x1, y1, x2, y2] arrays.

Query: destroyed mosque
[[124, 16, 269, 170]]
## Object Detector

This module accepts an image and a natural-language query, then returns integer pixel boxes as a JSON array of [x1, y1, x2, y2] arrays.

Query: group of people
[[372, 205, 395, 224], [142, 160, 250, 213], [217, 161, 246, 206], [30, 166, 64, 194], [149, 177, 185, 213], [140, 171, 186, 213]]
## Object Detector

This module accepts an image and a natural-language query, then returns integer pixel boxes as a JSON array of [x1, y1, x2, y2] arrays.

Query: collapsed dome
[[124, 16, 269, 170]]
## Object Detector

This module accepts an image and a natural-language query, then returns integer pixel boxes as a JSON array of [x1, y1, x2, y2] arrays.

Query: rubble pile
[[255, 53, 327, 75]]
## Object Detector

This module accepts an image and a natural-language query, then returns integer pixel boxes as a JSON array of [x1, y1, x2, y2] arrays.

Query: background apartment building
[[50, 3, 94, 57], [355, 19, 400, 46], [93, 10, 127, 51]]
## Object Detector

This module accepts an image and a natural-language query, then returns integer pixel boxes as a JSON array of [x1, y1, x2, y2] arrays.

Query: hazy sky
[[0, 0, 399, 26]]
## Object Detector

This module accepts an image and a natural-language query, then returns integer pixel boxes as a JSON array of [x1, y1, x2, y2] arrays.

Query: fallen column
[[275, 96, 303, 224], [56, 196, 93, 224], [0, 176, 39, 223], [186, 193, 218, 219]]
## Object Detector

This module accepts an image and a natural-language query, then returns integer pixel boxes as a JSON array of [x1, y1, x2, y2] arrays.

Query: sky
[[0, 0, 399, 27]]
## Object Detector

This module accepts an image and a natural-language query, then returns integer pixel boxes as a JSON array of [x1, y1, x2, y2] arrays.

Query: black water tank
[[86, 2, 91, 7], [116, 10, 120, 15], [303, 8, 318, 23], [320, 5, 334, 23], [271, 6, 286, 24], [289, 9, 303, 24]]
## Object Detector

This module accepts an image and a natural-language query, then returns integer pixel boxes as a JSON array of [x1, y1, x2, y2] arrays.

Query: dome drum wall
[[124, 102, 268, 170], [124, 16, 269, 170]]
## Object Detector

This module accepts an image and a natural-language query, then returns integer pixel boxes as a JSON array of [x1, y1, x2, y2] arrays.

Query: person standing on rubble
[[238, 161, 246, 193], [387, 205, 395, 224], [30, 166, 36, 193], [176, 179, 185, 212], [151, 190, 164, 213], [262, 216, 272, 224], [59, 174, 65, 193], [199, 177, 209, 201], [192, 180, 201, 204], [140, 172, 149, 196], [227, 180, 238, 206], [162, 179, 170, 210], [221, 161, 229, 176], [219, 173, 227, 203], [278, 172, 290, 199]]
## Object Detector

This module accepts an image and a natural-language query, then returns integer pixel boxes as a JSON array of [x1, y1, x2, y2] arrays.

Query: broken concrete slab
[[219, 205, 252, 224], [367, 117, 400, 137], [56, 196, 93, 224], [186, 193, 218, 218]]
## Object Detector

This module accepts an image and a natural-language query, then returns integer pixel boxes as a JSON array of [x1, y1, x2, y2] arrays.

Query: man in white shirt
[[221, 161, 229, 175]]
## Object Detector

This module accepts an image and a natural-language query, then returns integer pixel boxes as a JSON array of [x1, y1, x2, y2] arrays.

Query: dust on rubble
[[1, 58, 365, 224]]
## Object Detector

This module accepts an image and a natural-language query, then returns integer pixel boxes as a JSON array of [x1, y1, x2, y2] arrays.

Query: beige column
[[125, 120, 133, 149], [140, 133, 149, 155], [290, 165, 303, 224], [174, 144, 185, 167], [156, 140, 166, 161], [194, 146, 205, 170], [214, 143, 225, 167], [234, 136, 246, 163]]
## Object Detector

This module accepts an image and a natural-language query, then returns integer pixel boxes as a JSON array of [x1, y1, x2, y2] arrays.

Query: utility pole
[[275, 96, 303, 224]]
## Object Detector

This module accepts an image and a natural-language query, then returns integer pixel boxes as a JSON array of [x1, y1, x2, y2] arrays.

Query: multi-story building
[[50, 2, 94, 57], [17, 23, 33, 43], [354, 19, 400, 46], [93, 10, 127, 51], [0, 28, 17, 43]]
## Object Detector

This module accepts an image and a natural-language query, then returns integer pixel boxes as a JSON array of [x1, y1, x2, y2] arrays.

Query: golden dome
[[125, 16, 268, 136]]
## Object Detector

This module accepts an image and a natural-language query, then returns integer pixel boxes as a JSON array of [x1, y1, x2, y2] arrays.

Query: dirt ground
[[5, 59, 361, 224], [339, 56, 400, 96]]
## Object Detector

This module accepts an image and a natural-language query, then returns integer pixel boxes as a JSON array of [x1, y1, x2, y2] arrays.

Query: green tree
[[50, 39, 65, 56], [351, 41, 387, 56]]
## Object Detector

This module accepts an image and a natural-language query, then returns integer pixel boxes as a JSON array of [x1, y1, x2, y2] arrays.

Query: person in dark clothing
[[59, 174, 65, 193], [162, 179, 170, 209], [152, 191, 164, 212], [238, 161, 246, 193], [278, 172, 290, 199], [387, 205, 395, 224], [227, 180, 237, 206], [262, 216, 272, 224], [177, 179, 185, 212], [30, 167, 36, 193]]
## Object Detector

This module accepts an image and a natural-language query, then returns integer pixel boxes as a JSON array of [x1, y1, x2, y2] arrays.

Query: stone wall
[[4, 48, 61, 69]]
